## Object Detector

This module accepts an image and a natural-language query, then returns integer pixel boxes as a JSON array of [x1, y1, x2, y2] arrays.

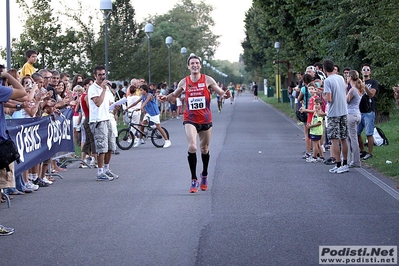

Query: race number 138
[[189, 96, 206, 110]]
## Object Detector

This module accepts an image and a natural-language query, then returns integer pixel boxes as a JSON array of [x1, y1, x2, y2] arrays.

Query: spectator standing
[[253, 82, 258, 101], [88, 65, 119, 181], [298, 74, 314, 159], [322, 59, 349, 174], [346, 70, 363, 168], [0, 69, 27, 235], [288, 81, 295, 109], [81, 78, 97, 167], [38, 69, 52, 91], [47, 70, 60, 101], [358, 64, 378, 160], [305, 98, 324, 162], [20, 50, 38, 78], [60, 72, 70, 91], [124, 85, 142, 146]]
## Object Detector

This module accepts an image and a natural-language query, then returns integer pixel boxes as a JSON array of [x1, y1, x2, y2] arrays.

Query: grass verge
[[260, 94, 399, 183]]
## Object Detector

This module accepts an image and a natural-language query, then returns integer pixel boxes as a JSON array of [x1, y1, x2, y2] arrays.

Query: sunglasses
[[362, 68, 370, 71]]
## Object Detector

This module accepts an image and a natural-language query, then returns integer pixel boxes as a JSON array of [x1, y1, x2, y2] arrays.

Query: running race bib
[[188, 96, 206, 110]]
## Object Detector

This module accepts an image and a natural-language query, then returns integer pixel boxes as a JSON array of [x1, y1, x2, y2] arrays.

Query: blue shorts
[[309, 134, 322, 141], [357, 112, 375, 136]]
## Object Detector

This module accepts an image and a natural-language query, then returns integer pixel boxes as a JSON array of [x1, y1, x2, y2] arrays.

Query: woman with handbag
[[0, 69, 27, 235]]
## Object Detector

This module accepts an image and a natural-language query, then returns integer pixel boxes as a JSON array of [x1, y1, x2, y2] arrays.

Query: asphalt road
[[1, 91, 398, 266]]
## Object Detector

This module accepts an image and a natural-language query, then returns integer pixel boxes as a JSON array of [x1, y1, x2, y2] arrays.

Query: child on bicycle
[[126, 84, 171, 148]]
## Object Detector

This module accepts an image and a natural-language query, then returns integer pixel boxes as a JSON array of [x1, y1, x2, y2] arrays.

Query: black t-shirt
[[47, 85, 58, 100], [365, 79, 378, 112]]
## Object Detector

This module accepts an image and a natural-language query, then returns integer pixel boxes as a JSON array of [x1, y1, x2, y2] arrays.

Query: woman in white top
[[346, 70, 364, 168]]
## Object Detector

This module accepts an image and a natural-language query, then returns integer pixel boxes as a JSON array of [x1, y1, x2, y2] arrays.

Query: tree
[[242, 0, 399, 120], [14, 0, 86, 74], [148, 0, 220, 84], [104, 0, 143, 80]]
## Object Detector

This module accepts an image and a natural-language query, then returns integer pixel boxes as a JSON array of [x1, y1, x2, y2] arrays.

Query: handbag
[[296, 85, 308, 122], [0, 130, 21, 172], [296, 111, 307, 122]]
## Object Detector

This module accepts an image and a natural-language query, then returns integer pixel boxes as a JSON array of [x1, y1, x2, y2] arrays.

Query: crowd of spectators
[[0, 50, 182, 208], [293, 60, 379, 174]]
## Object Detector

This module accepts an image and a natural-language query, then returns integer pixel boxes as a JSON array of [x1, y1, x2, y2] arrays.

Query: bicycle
[[116, 114, 169, 150]]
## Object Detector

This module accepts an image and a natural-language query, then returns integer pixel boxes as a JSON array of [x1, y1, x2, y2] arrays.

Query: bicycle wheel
[[116, 128, 134, 150], [151, 127, 169, 148]]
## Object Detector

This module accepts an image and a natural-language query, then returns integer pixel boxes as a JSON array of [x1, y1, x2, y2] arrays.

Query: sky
[[0, 0, 252, 64]]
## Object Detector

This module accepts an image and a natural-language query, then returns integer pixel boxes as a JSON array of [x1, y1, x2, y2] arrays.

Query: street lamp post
[[274, 41, 281, 103], [145, 23, 154, 83], [6, 0, 11, 69], [165, 36, 173, 89], [100, 0, 112, 79], [180, 47, 187, 77]]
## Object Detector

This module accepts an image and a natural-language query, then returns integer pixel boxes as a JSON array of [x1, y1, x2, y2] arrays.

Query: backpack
[[359, 93, 372, 113], [373, 127, 389, 146]]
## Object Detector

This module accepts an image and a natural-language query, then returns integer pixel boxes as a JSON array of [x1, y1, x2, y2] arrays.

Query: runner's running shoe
[[190, 179, 199, 193], [200, 173, 208, 191]]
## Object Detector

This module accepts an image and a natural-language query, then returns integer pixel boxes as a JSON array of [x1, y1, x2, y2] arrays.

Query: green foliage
[[147, 0, 220, 84], [243, 0, 399, 118], [105, 0, 142, 80], [7, 0, 232, 84], [14, 0, 86, 73]]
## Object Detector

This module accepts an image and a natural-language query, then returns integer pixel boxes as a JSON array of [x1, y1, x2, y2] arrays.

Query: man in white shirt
[[88, 65, 119, 181]]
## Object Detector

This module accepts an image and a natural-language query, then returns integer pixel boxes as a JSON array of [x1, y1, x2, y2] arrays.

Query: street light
[[100, 0, 112, 79], [165, 36, 173, 89], [180, 47, 187, 77], [6, 0, 11, 69], [145, 23, 154, 83], [274, 41, 281, 103]]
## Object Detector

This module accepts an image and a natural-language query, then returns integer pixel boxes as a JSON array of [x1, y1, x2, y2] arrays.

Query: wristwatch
[[16, 104, 22, 111]]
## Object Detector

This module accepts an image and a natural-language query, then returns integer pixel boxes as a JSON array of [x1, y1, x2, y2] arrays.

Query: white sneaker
[[329, 166, 339, 173], [336, 165, 349, 174], [90, 158, 97, 168], [26, 181, 39, 191], [140, 139, 145, 144], [163, 140, 171, 148], [306, 157, 317, 163], [42, 177, 53, 185], [133, 139, 140, 148], [127, 138, 132, 144]]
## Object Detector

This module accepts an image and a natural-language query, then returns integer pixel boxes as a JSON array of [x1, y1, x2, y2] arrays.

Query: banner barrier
[[6, 108, 75, 176]]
